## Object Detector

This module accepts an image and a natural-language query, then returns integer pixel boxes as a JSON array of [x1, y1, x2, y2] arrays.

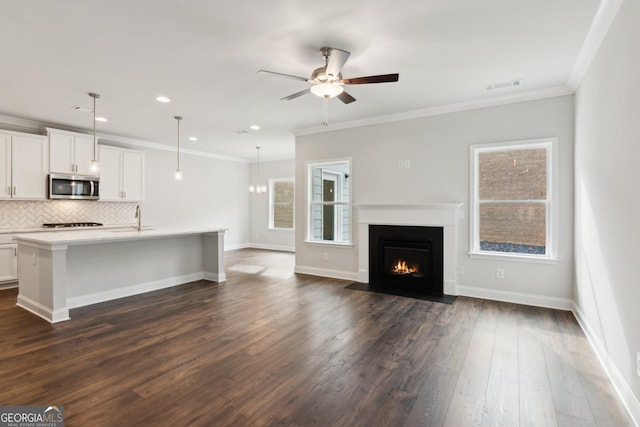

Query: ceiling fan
[[258, 47, 399, 125]]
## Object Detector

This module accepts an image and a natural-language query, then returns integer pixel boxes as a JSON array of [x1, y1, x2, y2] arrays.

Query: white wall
[[103, 141, 251, 250], [574, 0, 640, 420], [295, 95, 575, 308], [249, 158, 295, 251]]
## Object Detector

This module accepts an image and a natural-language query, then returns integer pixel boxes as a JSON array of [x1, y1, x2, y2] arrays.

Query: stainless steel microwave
[[49, 174, 100, 200]]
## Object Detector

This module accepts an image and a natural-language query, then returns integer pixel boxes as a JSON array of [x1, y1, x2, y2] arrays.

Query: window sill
[[468, 251, 558, 264], [268, 227, 295, 232], [303, 240, 353, 248]]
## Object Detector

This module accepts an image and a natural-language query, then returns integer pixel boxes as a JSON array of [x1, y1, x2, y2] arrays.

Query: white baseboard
[[456, 284, 573, 310], [249, 243, 295, 252], [17, 294, 70, 323], [572, 303, 640, 427], [67, 272, 205, 309], [225, 243, 250, 251], [294, 265, 358, 282], [203, 272, 226, 282]]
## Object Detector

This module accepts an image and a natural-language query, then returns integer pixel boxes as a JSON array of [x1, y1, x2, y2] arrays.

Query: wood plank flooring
[[0, 249, 633, 426]]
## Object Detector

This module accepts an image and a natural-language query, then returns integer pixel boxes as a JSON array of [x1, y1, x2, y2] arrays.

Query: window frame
[[469, 137, 558, 262], [268, 177, 295, 231], [305, 158, 352, 246]]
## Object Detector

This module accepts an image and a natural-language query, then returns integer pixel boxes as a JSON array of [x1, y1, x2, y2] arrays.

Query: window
[[470, 138, 556, 260], [307, 159, 351, 244], [269, 177, 294, 230]]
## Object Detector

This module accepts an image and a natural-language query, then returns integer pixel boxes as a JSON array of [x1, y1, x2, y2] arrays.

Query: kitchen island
[[14, 227, 227, 323]]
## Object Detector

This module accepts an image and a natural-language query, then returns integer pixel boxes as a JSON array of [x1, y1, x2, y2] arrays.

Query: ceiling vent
[[70, 105, 92, 113], [484, 79, 522, 91]]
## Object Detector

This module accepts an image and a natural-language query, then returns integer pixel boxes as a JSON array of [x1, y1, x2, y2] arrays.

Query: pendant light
[[249, 146, 267, 195], [88, 92, 100, 173], [174, 116, 183, 180]]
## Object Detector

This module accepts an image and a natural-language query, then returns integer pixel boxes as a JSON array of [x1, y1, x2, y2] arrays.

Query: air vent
[[234, 130, 249, 135], [70, 105, 92, 113], [484, 79, 523, 91]]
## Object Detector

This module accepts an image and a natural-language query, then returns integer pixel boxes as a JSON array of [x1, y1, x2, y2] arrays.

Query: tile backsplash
[[0, 200, 138, 229]]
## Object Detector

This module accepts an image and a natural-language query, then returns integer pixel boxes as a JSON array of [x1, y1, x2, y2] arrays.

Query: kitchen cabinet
[[0, 236, 17, 283], [47, 128, 97, 176], [0, 131, 49, 200], [99, 145, 145, 201]]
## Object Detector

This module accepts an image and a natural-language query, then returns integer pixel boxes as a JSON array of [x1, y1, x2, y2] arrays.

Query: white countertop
[[13, 226, 227, 246]]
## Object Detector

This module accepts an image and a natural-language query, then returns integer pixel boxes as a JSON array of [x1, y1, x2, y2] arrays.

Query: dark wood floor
[[0, 249, 633, 426]]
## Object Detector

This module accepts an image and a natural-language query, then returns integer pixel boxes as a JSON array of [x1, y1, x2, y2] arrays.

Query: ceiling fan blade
[[342, 73, 399, 85], [281, 88, 311, 101], [326, 48, 351, 79], [337, 91, 356, 104], [258, 70, 310, 82]]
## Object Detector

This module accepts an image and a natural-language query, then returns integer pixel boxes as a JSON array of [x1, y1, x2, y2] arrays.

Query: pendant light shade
[[249, 146, 267, 195], [174, 116, 183, 181], [88, 92, 100, 173]]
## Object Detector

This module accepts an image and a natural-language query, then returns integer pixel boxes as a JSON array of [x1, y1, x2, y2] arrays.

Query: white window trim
[[469, 137, 558, 262], [268, 177, 295, 231], [305, 158, 352, 246]]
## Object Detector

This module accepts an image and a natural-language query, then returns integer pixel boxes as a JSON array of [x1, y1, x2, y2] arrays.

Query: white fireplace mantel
[[355, 203, 463, 295]]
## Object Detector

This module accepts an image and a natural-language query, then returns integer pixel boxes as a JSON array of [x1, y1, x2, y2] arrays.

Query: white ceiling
[[0, 0, 601, 162]]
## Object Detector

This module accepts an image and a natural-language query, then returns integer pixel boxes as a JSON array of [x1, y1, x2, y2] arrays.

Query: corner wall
[[295, 95, 575, 309], [574, 0, 640, 420]]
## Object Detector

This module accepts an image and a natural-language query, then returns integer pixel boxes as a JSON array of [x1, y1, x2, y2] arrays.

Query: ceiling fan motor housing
[[311, 67, 341, 83]]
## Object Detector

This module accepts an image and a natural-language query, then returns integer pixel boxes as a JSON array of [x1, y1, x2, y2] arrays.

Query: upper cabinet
[[99, 145, 145, 202], [0, 131, 49, 200], [47, 128, 97, 176]]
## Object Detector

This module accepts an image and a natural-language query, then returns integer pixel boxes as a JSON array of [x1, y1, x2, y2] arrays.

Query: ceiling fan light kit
[[259, 46, 399, 125]]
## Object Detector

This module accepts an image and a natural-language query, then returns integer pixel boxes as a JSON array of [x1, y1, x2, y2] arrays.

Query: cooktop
[[42, 222, 104, 228]]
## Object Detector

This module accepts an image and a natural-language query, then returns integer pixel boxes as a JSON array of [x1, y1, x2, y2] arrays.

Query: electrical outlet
[[323, 252, 329, 261], [637, 351, 640, 376], [457, 265, 464, 275], [496, 268, 505, 279], [404, 160, 411, 169], [398, 160, 404, 169]]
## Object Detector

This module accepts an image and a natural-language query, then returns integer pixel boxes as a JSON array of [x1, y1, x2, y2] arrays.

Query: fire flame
[[392, 260, 418, 275]]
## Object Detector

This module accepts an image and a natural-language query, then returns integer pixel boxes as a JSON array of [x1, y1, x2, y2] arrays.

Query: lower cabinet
[[99, 145, 145, 202], [0, 243, 17, 283]]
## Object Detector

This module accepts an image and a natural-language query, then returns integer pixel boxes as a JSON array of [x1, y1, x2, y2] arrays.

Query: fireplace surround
[[356, 203, 462, 296]]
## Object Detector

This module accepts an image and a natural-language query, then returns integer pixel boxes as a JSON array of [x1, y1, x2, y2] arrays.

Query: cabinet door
[[0, 244, 17, 282], [12, 135, 48, 200], [74, 136, 97, 176], [99, 146, 123, 201], [0, 134, 11, 199], [49, 132, 75, 174], [122, 151, 145, 201]]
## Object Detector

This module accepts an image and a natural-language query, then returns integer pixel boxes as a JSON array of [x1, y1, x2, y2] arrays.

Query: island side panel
[[16, 241, 70, 323], [66, 234, 205, 309], [203, 230, 226, 282]]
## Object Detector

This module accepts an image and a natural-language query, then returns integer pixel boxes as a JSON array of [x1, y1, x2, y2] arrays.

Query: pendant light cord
[[176, 117, 181, 170]]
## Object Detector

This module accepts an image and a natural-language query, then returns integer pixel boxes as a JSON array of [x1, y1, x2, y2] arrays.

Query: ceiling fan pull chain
[[322, 96, 329, 126]]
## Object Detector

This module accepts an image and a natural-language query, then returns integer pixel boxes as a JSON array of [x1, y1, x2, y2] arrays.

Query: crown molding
[[293, 85, 573, 136], [0, 114, 247, 163], [566, 0, 625, 90]]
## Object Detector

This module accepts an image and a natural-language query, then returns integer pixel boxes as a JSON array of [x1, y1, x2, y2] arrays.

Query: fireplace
[[369, 225, 444, 295]]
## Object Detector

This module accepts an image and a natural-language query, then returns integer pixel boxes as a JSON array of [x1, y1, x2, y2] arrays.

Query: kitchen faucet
[[135, 204, 141, 231]]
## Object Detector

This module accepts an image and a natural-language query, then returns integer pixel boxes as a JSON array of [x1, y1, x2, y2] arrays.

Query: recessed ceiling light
[[250, 125, 261, 130], [156, 95, 171, 103], [188, 136, 198, 142], [95, 117, 108, 122]]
